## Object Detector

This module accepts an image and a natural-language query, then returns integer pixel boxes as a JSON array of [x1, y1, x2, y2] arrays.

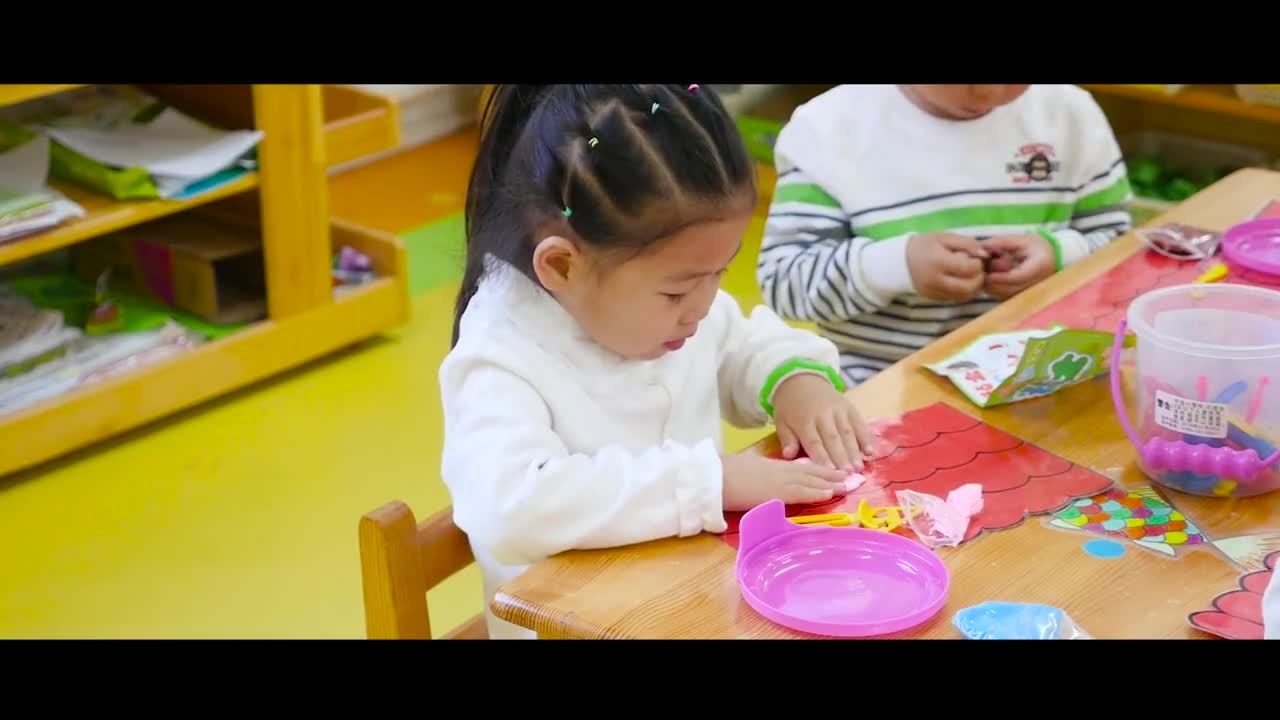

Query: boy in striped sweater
[[758, 84, 1132, 385]]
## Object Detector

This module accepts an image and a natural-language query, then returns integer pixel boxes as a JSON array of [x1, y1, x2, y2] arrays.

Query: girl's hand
[[772, 374, 875, 471], [721, 452, 850, 512]]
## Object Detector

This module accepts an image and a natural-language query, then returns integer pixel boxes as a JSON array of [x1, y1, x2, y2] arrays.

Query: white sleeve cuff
[[855, 234, 916, 303], [675, 439, 727, 535], [1047, 228, 1091, 268]]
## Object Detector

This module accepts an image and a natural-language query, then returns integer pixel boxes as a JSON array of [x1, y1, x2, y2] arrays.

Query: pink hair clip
[[687, 84, 700, 93]]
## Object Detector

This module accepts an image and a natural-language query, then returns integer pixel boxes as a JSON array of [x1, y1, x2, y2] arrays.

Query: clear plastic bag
[[952, 601, 1092, 640], [1136, 224, 1220, 261], [895, 484, 983, 549]]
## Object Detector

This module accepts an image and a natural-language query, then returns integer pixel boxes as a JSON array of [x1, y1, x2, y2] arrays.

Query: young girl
[[440, 84, 873, 639]]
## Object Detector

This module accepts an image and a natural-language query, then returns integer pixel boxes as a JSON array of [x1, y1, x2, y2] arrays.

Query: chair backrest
[[358, 501, 487, 639]]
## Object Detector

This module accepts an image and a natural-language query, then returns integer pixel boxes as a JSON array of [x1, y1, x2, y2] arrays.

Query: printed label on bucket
[[1154, 390, 1229, 439]]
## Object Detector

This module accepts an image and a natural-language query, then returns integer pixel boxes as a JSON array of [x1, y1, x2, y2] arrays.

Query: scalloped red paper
[[720, 402, 1114, 549], [1017, 245, 1280, 334], [1187, 550, 1278, 640]]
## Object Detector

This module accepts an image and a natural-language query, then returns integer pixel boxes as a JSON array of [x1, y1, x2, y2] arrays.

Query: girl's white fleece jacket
[[439, 263, 839, 639]]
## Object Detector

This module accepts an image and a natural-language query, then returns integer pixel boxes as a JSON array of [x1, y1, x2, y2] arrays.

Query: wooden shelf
[[1082, 84, 1280, 125], [130, 84, 402, 171], [0, 84, 410, 478], [0, 83, 402, 270], [0, 274, 406, 477], [322, 85, 401, 169], [0, 213, 407, 477], [0, 173, 258, 267], [0, 85, 84, 109]]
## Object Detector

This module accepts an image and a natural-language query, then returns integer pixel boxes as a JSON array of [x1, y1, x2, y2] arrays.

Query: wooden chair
[[358, 501, 487, 639]]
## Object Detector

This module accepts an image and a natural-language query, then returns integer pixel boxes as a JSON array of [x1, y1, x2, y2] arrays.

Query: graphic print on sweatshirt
[[1006, 142, 1061, 184]]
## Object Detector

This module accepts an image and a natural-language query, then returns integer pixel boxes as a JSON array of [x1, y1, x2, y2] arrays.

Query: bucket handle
[[1109, 319, 1145, 451], [1110, 319, 1280, 482]]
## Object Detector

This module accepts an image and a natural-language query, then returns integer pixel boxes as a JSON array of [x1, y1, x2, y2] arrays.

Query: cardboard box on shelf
[[71, 213, 266, 325]]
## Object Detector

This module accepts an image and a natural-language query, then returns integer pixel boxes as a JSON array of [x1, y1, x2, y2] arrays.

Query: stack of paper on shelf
[[0, 85, 262, 201], [0, 129, 85, 243], [0, 287, 81, 377], [0, 277, 206, 417]]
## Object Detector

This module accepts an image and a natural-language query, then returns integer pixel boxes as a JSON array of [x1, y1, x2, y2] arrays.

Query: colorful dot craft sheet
[[1047, 486, 1206, 557]]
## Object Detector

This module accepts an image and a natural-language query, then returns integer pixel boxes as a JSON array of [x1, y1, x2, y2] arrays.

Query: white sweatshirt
[[439, 261, 840, 639], [758, 84, 1132, 385]]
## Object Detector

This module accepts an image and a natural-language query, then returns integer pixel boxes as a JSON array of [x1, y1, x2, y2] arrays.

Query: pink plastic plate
[[735, 499, 950, 638], [1222, 218, 1280, 277]]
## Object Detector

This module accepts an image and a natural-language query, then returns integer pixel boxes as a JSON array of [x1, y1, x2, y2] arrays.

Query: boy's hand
[[982, 234, 1056, 299], [721, 452, 850, 512], [906, 233, 989, 302], [772, 374, 875, 471]]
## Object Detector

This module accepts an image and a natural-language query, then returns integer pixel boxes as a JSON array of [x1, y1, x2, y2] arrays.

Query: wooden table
[[492, 169, 1280, 639]]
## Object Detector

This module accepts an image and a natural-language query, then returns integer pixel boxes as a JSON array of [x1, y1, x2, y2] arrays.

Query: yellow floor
[[0, 129, 781, 638]]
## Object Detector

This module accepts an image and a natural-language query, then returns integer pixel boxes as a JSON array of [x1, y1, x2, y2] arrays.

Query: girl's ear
[[532, 235, 581, 293]]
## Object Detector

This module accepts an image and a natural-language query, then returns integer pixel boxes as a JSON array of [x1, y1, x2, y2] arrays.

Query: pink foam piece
[[947, 483, 984, 516], [794, 457, 868, 493], [895, 483, 986, 549]]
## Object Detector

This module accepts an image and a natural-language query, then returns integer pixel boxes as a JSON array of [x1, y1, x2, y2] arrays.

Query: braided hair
[[452, 84, 756, 346]]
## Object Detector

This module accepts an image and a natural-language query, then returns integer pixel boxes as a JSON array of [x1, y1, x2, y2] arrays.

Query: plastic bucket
[[1117, 283, 1280, 497]]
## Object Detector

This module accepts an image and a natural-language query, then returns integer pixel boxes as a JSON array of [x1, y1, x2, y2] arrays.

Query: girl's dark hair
[[451, 84, 757, 346]]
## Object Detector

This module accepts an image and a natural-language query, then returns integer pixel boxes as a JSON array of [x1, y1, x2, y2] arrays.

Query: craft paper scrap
[[1212, 533, 1280, 573]]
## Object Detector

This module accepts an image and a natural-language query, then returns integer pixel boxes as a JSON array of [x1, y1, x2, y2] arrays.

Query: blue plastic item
[[952, 601, 1092, 639]]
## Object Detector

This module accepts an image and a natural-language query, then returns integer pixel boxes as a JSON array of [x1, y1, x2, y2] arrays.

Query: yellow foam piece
[[1213, 480, 1239, 497], [1194, 263, 1228, 284]]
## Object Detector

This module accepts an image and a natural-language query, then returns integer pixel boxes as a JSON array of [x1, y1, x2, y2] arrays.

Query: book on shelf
[[0, 124, 85, 242]]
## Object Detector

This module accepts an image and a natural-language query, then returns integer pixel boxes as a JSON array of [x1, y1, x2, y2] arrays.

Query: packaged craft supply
[[926, 326, 1127, 408], [953, 601, 1093, 639]]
